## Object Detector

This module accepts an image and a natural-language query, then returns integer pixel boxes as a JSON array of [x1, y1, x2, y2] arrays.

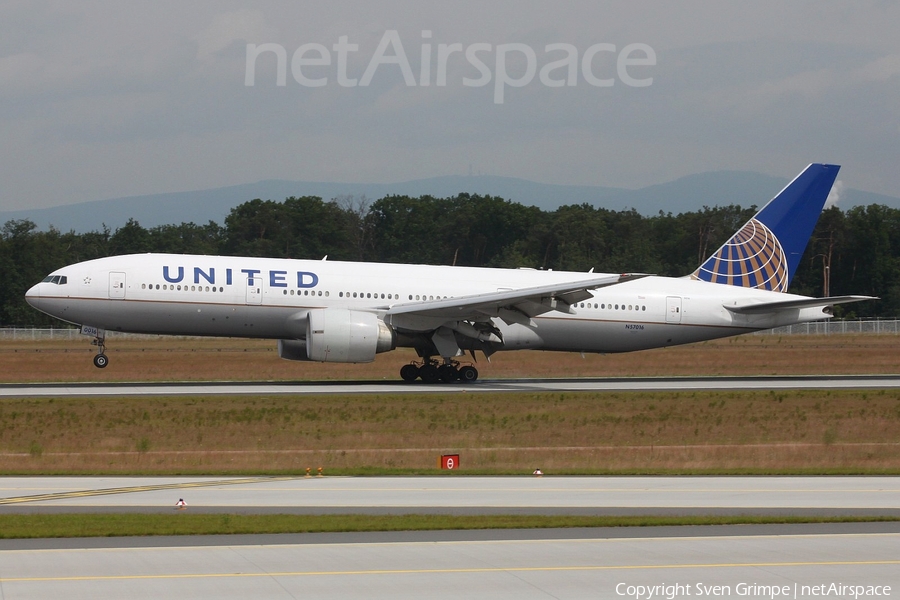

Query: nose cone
[[25, 282, 57, 318], [26, 278, 73, 321], [25, 283, 41, 305], [25, 282, 58, 319]]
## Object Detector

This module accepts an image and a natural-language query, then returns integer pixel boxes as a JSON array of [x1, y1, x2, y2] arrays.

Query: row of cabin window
[[339, 293, 451, 301], [283, 290, 329, 297], [336, 292, 453, 301], [579, 302, 647, 311], [338, 292, 397, 299], [143, 284, 327, 296], [143, 283, 224, 292]]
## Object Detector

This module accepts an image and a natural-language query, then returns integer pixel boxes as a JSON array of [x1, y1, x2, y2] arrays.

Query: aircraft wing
[[386, 273, 647, 325], [724, 295, 877, 315]]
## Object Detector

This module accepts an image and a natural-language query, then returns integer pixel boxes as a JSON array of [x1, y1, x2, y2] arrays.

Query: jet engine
[[305, 309, 395, 363]]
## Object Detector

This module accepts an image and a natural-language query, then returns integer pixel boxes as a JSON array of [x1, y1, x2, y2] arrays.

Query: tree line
[[1, 193, 894, 326]]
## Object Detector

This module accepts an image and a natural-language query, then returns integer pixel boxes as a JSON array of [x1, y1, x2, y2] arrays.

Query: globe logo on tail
[[692, 218, 789, 292]]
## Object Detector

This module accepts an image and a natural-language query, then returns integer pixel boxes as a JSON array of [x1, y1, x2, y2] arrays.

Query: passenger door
[[108, 272, 126, 299], [666, 296, 682, 323], [246, 275, 262, 305]]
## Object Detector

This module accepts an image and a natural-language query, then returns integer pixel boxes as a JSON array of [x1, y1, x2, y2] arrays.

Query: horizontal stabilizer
[[724, 295, 877, 315]]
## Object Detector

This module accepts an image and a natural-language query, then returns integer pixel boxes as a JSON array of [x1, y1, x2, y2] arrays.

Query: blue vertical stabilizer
[[692, 163, 840, 292]]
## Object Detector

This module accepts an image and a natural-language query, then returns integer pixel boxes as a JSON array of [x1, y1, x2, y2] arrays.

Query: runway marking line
[[123, 487, 899, 493], [2, 560, 899, 583], [0, 476, 303, 505]]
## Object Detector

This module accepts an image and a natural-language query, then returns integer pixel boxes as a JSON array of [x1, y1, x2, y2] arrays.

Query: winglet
[[692, 163, 840, 292]]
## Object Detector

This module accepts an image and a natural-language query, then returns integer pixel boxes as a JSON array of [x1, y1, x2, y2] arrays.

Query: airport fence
[[756, 319, 900, 335], [0, 328, 169, 341], [2, 320, 900, 341]]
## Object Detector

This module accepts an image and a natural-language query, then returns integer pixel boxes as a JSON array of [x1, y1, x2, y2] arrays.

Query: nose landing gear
[[91, 335, 109, 368]]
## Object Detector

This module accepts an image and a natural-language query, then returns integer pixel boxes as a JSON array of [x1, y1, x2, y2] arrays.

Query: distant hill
[[600, 171, 788, 213], [2, 172, 898, 233]]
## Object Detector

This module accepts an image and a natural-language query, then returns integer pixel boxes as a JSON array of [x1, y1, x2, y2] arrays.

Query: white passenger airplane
[[26, 163, 873, 382]]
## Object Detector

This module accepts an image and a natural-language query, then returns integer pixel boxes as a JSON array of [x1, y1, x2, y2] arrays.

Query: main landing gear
[[91, 335, 109, 368], [400, 359, 478, 383]]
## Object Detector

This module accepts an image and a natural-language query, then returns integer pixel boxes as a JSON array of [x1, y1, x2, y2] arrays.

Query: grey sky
[[1, 1, 898, 211]]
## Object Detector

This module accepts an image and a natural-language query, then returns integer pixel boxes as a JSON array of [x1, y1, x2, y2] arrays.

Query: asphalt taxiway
[[1, 526, 898, 599], [1, 476, 898, 516]]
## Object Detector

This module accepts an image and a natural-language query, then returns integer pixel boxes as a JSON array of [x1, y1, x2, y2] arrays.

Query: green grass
[[1, 514, 898, 539], [3, 389, 900, 475]]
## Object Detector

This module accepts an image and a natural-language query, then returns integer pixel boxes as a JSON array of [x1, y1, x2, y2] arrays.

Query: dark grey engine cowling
[[277, 339, 310, 361], [298, 309, 395, 363]]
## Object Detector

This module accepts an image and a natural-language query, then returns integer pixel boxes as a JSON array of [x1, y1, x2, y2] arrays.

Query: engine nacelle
[[306, 309, 395, 363]]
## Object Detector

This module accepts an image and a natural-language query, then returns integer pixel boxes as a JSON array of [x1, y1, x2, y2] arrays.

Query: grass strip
[[1, 514, 898, 539], [5, 389, 900, 475]]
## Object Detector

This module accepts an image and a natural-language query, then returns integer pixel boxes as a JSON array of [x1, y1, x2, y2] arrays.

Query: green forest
[[1, 193, 895, 326]]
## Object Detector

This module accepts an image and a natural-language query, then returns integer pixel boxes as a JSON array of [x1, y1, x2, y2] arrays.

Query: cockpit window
[[41, 275, 67, 285]]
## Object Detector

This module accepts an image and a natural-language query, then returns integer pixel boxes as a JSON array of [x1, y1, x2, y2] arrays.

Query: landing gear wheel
[[458, 365, 478, 382], [438, 364, 458, 383], [400, 364, 420, 382], [419, 363, 440, 383], [90, 334, 108, 368]]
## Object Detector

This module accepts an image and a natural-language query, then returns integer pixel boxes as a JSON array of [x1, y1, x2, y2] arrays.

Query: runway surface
[[1, 527, 898, 599], [3, 374, 900, 396], [2, 476, 899, 516]]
